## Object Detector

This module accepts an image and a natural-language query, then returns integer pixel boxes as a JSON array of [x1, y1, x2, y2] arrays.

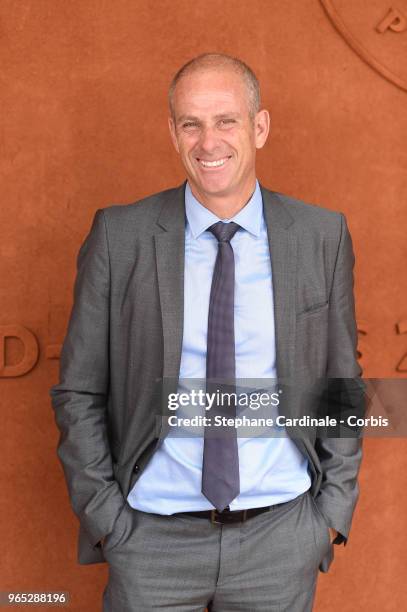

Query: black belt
[[174, 502, 287, 525]]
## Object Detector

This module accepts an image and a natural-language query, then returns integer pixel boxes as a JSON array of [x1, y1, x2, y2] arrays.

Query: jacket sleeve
[[314, 213, 365, 545], [49, 209, 126, 548]]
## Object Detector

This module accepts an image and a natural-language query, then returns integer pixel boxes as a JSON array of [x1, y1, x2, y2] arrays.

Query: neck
[[189, 178, 257, 219]]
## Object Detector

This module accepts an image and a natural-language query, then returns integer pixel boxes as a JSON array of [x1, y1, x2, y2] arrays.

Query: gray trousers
[[102, 490, 332, 612]]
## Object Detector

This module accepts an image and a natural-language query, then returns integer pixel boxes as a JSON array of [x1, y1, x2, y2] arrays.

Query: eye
[[219, 119, 236, 128], [182, 122, 199, 130]]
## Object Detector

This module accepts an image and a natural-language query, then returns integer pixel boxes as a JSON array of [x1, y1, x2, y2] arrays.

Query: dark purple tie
[[202, 221, 240, 511]]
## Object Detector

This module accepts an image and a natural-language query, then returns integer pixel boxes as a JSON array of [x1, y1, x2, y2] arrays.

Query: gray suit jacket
[[50, 182, 364, 572]]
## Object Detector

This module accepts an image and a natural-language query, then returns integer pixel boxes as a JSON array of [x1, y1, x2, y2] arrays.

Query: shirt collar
[[185, 180, 263, 239]]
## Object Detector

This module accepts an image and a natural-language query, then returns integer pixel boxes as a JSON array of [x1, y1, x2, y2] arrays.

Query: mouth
[[196, 155, 232, 169]]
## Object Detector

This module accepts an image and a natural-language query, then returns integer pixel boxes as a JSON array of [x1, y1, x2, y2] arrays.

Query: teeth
[[199, 157, 229, 167]]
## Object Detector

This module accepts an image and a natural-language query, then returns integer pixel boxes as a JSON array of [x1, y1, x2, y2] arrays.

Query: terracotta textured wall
[[1, 1, 406, 610]]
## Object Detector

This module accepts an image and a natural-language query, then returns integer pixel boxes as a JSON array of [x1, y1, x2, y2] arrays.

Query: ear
[[168, 116, 180, 153], [254, 109, 270, 149]]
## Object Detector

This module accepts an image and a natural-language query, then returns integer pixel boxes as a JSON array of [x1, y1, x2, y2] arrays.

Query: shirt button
[[133, 464, 140, 473]]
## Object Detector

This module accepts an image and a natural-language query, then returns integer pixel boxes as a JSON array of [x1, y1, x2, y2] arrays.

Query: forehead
[[172, 68, 250, 117]]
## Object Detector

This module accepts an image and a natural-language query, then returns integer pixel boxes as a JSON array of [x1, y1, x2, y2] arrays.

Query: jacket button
[[133, 464, 140, 473]]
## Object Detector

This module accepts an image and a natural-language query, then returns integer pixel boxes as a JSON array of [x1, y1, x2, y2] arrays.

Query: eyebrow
[[176, 112, 242, 123]]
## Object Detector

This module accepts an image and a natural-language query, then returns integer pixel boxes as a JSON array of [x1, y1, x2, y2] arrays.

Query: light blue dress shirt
[[127, 180, 311, 513]]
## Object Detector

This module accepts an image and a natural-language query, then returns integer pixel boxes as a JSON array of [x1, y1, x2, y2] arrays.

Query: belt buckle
[[210, 510, 221, 525], [210, 509, 248, 524]]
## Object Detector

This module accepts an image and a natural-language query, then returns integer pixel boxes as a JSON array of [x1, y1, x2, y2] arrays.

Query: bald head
[[168, 53, 261, 120]]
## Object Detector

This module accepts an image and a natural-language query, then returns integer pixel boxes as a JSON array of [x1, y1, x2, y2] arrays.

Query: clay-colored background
[[1, 1, 406, 610]]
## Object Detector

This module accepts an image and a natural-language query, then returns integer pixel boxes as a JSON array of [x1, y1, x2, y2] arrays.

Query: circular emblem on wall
[[320, 0, 407, 91]]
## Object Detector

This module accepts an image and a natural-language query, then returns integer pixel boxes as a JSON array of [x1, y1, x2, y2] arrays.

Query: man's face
[[168, 68, 269, 204]]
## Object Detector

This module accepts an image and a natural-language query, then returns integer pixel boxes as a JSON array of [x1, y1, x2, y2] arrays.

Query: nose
[[198, 126, 220, 154]]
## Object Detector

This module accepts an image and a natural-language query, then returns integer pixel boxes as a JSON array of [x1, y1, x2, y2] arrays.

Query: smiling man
[[167, 62, 269, 219], [50, 53, 364, 611]]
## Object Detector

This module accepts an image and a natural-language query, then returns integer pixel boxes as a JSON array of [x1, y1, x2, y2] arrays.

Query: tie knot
[[208, 221, 240, 243]]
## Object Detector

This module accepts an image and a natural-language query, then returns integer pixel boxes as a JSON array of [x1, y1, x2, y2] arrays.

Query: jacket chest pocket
[[297, 299, 329, 318]]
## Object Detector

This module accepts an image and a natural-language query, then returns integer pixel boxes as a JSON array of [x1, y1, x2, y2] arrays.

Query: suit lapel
[[261, 186, 312, 460], [154, 183, 186, 382], [261, 185, 297, 385]]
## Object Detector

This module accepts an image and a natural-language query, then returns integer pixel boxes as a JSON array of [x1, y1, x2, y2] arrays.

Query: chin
[[198, 179, 234, 197]]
